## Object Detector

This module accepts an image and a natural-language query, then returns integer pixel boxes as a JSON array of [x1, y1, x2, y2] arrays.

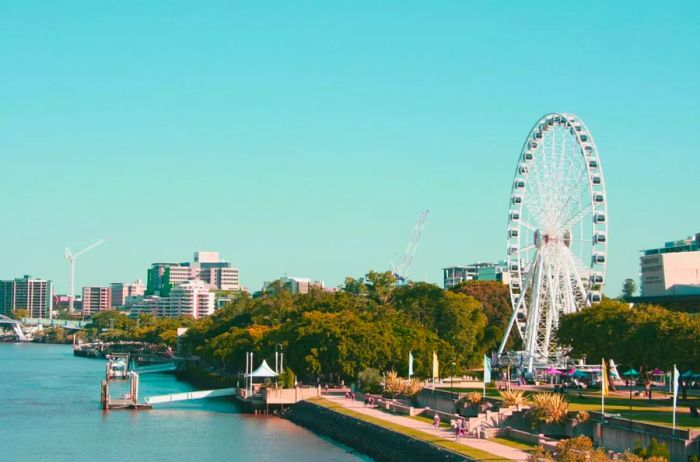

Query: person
[[364, 396, 369, 407], [344, 391, 350, 400], [433, 413, 441, 429], [454, 419, 462, 442], [351, 392, 356, 401], [460, 419, 468, 438]]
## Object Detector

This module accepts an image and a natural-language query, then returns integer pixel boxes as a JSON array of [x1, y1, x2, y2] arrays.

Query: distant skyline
[[1, 1, 698, 295]]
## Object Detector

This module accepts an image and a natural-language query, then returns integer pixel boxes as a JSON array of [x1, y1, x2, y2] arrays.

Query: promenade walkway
[[322, 394, 529, 461]]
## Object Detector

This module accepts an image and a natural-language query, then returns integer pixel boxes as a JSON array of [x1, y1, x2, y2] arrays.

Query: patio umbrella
[[651, 368, 665, 375], [545, 367, 562, 375], [622, 368, 639, 377], [565, 368, 576, 375], [681, 370, 694, 378], [572, 369, 590, 378]]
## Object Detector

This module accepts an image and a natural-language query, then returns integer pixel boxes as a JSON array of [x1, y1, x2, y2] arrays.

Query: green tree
[[365, 270, 396, 304], [622, 278, 637, 299]]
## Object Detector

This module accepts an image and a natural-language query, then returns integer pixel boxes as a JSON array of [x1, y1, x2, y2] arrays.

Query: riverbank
[[282, 396, 532, 462], [282, 399, 469, 462]]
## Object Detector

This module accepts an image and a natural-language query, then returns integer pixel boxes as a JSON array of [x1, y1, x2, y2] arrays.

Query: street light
[[451, 362, 456, 392]]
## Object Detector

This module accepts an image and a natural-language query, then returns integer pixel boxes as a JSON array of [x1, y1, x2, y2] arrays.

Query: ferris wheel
[[498, 113, 608, 371]]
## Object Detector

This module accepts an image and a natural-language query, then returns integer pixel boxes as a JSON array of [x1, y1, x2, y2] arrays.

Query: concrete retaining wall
[[283, 400, 470, 462], [585, 413, 700, 462]]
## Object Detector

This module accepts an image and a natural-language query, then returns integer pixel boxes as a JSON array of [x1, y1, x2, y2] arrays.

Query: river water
[[0, 343, 371, 462]]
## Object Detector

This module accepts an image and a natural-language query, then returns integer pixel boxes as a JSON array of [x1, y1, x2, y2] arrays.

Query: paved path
[[322, 394, 529, 461]]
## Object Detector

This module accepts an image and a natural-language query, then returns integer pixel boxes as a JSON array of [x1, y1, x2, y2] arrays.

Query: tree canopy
[[557, 299, 700, 372], [179, 273, 503, 383]]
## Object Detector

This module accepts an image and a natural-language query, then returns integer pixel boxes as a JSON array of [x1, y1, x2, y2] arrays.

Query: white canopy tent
[[246, 360, 278, 378]]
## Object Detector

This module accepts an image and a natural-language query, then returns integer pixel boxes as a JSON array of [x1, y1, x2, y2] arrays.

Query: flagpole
[[601, 358, 605, 415]]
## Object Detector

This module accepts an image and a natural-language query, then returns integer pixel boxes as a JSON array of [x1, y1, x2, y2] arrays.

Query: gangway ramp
[[134, 363, 177, 374], [145, 387, 236, 405]]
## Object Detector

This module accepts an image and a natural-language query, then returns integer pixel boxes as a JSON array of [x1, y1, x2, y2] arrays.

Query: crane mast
[[393, 210, 429, 284]]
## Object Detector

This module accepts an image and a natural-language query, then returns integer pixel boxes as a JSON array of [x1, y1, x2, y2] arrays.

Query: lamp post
[[451, 362, 456, 392]]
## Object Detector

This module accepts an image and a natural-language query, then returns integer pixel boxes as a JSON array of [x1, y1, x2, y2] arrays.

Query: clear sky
[[1, 1, 698, 295]]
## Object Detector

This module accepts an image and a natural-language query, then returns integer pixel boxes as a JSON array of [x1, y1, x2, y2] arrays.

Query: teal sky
[[1, 1, 698, 295]]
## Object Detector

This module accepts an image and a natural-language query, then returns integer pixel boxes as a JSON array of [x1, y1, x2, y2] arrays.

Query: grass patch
[[489, 436, 539, 451], [566, 393, 700, 430], [308, 397, 511, 461]]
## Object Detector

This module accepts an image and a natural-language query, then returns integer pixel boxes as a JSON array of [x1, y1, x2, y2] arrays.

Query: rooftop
[[643, 233, 700, 256]]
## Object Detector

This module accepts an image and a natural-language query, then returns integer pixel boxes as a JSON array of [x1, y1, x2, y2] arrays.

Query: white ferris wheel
[[498, 113, 608, 371]]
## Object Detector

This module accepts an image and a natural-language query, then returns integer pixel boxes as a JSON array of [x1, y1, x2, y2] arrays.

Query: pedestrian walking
[[433, 414, 441, 429]]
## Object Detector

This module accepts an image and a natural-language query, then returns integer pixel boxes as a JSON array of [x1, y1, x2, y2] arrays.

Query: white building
[[264, 276, 325, 295], [130, 280, 214, 319], [640, 233, 700, 297], [146, 251, 240, 296], [442, 261, 509, 289], [169, 280, 215, 318]]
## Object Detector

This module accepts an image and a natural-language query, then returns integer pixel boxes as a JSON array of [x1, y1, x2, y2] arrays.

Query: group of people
[[432, 414, 470, 441], [363, 395, 377, 407], [343, 391, 356, 401], [453, 417, 470, 441]]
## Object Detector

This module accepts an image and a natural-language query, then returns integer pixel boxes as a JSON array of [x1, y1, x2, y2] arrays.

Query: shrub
[[277, 367, 295, 388], [500, 389, 528, 407], [620, 452, 643, 462], [634, 438, 670, 461], [527, 446, 555, 462], [402, 378, 424, 397], [465, 391, 483, 405], [556, 436, 605, 462], [530, 393, 568, 425], [576, 410, 590, 422], [384, 370, 404, 395], [358, 368, 383, 393]]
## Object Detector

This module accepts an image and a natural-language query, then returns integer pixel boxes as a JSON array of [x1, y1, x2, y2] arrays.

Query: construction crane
[[392, 210, 429, 284], [65, 238, 106, 313]]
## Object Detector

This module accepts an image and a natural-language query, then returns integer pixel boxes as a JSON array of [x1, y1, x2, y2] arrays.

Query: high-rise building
[[193, 251, 240, 291], [442, 262, 509, 289], [110, 280, 145, 307], [169, 280, 215, 318], [146, 263, 194, 296], [0, 275, 54, 318], [145, 251, 240, 295], [130, 280, 214, 319], [82, 287, 112, 315], [640, 233, 700, 297], [263, 276, 325, 295]]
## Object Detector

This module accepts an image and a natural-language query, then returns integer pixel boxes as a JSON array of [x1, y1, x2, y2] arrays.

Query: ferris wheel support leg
[[498, 307, 519, 357], [525, 257, 545, 373]]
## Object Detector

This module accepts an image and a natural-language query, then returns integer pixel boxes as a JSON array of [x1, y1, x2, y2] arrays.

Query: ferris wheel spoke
[[518, 220, 537, 232]]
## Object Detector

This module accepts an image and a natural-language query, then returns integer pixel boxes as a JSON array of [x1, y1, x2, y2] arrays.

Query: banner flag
[[602, 358, 609, 397], [673, 364, 680, 433], [432, 351, 439, 380], [483, 355, 492, 383], [408, 351, 414, 377]]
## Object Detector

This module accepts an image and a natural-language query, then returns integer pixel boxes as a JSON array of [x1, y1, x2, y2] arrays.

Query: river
[[0, 343, 372, 462]]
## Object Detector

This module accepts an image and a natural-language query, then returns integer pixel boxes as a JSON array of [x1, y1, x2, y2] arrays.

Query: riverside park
[[1, 2, 700, 462]]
